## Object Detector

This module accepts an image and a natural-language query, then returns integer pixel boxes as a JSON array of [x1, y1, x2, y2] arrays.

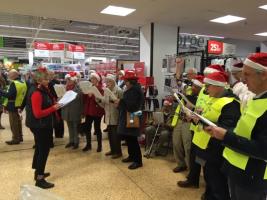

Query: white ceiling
[[0, 0, 266, 41]]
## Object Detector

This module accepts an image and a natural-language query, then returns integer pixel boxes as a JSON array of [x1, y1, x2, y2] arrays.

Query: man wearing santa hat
[[230, 62, 255, 108], [205, 53, 267, 200], [192, 71, 241, 200]]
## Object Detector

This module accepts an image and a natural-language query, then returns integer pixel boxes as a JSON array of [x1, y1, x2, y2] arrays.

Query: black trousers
[[187, 143, 201, 185], [107, 125, 122, 155], [31, 128, 53, 175], [54, 110, 64, 138], [124, 135, 142, 164], [85, 115, 102, 146], [228, 177, 267, 200], [204, 161, 230, 200]]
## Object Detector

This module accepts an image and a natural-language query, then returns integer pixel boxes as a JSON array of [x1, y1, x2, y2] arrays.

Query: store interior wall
[[153, 23, 177, 101], [223, 38, 260, 58], [140, 23, 152, 76], [260, 42, 267, 52]]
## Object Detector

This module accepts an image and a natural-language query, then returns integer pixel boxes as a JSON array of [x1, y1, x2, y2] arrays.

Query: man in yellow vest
[[0, 69, 27, 145], [171, 75, 202, 173], [193, 71, 241, 200], [205, 52, 267, 200]]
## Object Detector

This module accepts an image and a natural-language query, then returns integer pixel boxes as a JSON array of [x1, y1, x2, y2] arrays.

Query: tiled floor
[[0, 114, 204, 200]]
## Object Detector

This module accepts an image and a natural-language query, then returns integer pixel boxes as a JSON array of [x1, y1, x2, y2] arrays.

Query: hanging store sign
[[49, 43, 65, 58], [66, 44, 85, 59], [207, 40, 223, 54], [34, 42, 50, 57], [179, 34, 206, 49]]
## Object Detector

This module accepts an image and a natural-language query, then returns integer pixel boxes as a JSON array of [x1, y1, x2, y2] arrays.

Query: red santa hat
[[231, 62, 243, 72], [192, 75, 204, 87], [204, 72, 228, 87], [90, 72, 101, 82], [65, 71, 78, 81], [244, 52, 267, 71], [204, 64, 225, 75]]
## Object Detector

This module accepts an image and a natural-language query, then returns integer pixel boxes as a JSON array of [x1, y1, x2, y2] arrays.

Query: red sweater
[[83, 85, 105, 117], [31, 91, 56, 119]]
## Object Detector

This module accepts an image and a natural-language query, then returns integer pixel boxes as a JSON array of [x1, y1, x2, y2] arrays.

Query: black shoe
[[128, 162, 143, 170], [173, 166, 187, 173], [72, 144, 79, 149], [122, 157, 133, 163], [103, 128, 108, 132], [65, 143, 74, 148], [105, 151, 112, 156], [177, 180, 199, 188], [97, 146, 102, 152], [5, 140, 20, 145], [82, 145, 91, 152], [35, 179, 54, 189], [111, 154, 122, 159], [34, 172, 50, 181]]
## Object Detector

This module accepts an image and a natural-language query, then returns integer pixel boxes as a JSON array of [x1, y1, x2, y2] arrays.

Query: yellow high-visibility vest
[[3, 80, 27, 107], [171, 99, 184, 127], [223, 98, 267, 179], [192, 97, 235, 149], [185, 85, 193, 96], [190, 87, 209, 131]]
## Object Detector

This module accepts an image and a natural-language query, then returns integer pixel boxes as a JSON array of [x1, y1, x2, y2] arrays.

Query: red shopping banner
[[34, 42, 50, 50], [208, 40, 223, 54], [67, 44, 85, 52], [50, 43, 65, 51]]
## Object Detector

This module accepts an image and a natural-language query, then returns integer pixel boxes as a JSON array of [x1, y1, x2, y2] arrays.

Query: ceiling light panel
[[259, 5, 267, 10], [254, 32, 267, 36], [100, 5, 136, 16], [210, 15, 246, 24]]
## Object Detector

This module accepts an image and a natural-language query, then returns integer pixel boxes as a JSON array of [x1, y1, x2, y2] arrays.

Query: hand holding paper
[[58, 90, 77, 107]]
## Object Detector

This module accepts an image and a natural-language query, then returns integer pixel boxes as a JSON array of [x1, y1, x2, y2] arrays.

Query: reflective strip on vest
[[223, 98, 267, 179], [3, 80, 27, 107], [171, 100, 183, 127], [193, 97, 235, 149]]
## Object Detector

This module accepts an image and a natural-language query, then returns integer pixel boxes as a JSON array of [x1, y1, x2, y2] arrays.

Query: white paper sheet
[[58, 90, 77, 107], [53, 84, 66, 98], [78, 81, 92, 94], [104, 88, 118, 101]]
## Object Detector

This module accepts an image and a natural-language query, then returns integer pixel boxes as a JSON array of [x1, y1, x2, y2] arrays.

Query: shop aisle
[[0, 114, 204, 200]]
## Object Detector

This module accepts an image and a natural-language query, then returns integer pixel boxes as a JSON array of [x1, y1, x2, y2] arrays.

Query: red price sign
[[208, 40, 223, 54]]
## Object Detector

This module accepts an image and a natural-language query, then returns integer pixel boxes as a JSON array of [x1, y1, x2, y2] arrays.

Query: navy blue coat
[[117, 83, 144, 137]]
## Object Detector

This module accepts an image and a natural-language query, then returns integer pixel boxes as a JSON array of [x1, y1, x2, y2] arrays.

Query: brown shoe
[[177, 180, 199, 188], [6, 140, 20, 145], [173, 166, 187, 173]]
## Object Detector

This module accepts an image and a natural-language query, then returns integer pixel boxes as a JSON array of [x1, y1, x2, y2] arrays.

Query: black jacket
[[25, 85, 54, 129], [117, 83, 144, 137], [222, 91, 267, 190], [196, 89, 241, 165]]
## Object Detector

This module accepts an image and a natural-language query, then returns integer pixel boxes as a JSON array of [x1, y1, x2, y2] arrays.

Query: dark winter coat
[[117, 83, 144, 137]]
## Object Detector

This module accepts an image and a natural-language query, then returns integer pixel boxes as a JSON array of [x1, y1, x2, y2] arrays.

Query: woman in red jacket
[[26, 67, 61, 189], [83, 73, 105, 152]]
